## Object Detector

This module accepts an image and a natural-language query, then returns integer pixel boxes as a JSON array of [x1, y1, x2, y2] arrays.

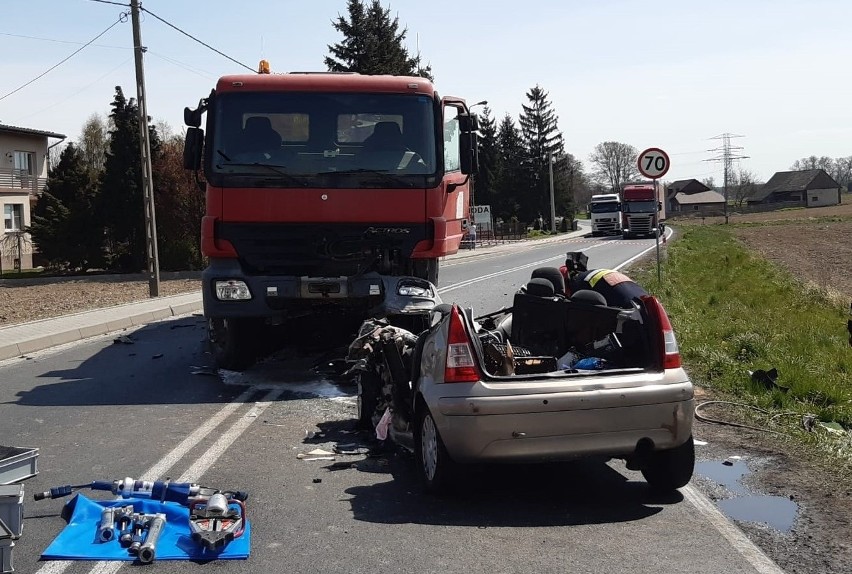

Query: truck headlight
[[215, 280, 252, 300]]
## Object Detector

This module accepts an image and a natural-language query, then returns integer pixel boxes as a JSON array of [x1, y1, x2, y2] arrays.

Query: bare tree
[[731, 169, 760, 207], [790, 155, 834, 173], [589, 141, 640, 193], [79, 114, 108, 177], [701, 176, 716, 189], [834, 156, 852, 189]]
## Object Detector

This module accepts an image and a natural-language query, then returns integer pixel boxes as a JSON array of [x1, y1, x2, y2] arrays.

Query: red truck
[[621, 183, 662, 239], [183, 69, 478, 369]]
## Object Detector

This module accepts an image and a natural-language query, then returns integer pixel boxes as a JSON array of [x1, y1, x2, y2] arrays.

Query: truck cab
[[588, 193, 621, 237], [621, 184, 661, 239]]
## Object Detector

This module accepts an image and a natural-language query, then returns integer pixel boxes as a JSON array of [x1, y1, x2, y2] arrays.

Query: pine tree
[[29, 143, 103, 270], [518, 85, 565, 228], [495, 114, 528, 222], [98, 86, 160, 271], [474, 107, 499, 210], [325, 0, 433, 79]]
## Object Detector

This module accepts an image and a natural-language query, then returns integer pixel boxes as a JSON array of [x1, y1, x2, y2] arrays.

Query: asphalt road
[[1, 232, 783, 574]]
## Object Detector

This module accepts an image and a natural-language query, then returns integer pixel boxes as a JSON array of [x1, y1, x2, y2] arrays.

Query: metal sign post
[[637, 148, 671, 285]]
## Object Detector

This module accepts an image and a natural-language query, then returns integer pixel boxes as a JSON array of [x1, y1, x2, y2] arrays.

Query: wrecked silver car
[[346, 265, 695, 494]]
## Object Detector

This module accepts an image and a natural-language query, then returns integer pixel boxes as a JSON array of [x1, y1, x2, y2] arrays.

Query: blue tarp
[[42, 494, 250, 561]]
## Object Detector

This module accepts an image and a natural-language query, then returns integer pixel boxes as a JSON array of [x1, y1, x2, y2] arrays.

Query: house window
[[812, 196, 818, 202], [4, 204, 24, 231], [693, 205, 699, 211]]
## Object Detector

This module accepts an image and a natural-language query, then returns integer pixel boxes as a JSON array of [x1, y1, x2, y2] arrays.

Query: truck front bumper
[[202, 259, 438, 320]]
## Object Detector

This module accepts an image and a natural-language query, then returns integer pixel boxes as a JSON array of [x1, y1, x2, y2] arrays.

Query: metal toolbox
[[0, 447, 38, 486]]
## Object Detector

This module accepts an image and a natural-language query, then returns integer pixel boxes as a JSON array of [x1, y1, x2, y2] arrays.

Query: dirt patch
[[734, 221, 852, 301], [0, 277, 200, 326]]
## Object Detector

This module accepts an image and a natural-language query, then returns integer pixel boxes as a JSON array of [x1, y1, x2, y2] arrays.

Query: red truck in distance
[[183, 69, 479, 369], [621, 183, 662, 239]]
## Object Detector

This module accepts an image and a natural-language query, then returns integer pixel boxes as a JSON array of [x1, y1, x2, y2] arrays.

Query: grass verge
[[631, 225, 852, 437]]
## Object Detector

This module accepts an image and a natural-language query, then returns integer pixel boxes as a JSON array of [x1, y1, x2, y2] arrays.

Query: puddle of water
[[695, 460, 750, 495], [695, 460, 798, 533], [718, 495, 798, 533]]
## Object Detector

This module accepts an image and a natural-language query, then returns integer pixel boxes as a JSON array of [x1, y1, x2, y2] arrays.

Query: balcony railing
[[0, 168, 47, 195]]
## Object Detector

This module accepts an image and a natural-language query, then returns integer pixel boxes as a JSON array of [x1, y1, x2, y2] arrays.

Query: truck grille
[[626, 216, 653, 233], [216, 222, 429, 276]]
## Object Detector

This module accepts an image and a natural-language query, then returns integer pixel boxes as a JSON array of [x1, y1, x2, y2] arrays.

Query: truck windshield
[[210, 92, 437, 184], [623, 200, 658, 213], [590, 202, 620, 213]]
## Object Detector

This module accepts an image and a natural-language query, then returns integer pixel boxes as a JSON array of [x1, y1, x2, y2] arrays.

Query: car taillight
[[444, 306, 481, 383], [641, 295, 681, 370]]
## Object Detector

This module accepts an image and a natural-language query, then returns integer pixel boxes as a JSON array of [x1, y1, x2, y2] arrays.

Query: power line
[[147, 51, 217, 80], [88, 0, 130, 6], [0, 31, 128, 49], [0, 15, 127, 102], [139, 7, 255, 73]]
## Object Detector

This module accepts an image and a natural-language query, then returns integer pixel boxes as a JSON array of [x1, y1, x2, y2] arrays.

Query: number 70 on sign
[[637, 147, 670, 179]]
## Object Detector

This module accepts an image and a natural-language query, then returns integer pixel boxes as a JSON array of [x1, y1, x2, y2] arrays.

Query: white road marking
[[682, 484, 786, 574]]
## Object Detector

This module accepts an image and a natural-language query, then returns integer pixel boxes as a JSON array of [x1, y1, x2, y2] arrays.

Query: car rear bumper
[[431, 382, 694, 463]]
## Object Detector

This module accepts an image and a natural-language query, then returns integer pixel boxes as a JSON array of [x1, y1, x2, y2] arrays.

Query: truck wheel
[[356, 370, 382, 430], [414, 403, 457, 494], [622, 231, 629, 239], [641, 436, 695, 492], [208, 318, 257, 371]]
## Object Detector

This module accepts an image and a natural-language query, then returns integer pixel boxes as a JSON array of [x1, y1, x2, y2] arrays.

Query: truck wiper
[[215, 160, 306, 186], [329, 169, 413, 188]]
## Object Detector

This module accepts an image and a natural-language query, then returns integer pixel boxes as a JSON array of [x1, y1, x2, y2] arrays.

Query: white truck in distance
[[589, 193, 621, 237]]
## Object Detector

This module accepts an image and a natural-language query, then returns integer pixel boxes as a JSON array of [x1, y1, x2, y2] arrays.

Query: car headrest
[[525, 277, 555, 297], [570, 289, 607, 306], [531, 266, 565, 294]]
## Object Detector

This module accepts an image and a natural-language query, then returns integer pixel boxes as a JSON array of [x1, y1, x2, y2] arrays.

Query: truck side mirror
[[459, 131, 479, 175], [183, 127, 204, 170]]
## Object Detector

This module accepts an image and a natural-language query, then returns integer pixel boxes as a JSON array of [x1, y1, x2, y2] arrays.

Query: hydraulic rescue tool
[[35, 477, 249, 554]]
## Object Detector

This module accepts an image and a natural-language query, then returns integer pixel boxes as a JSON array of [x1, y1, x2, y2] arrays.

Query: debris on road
[[190, 366, 218, 377], [151, 354, 164, 359], [113, 335, 134, 345], [297, 448, 336, 461]]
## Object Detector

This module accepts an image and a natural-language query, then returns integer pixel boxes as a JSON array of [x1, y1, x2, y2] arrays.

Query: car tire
[[641, 436, 695, 492], [208, 318, 257, 371], [356, 370, 382, 430], [414, 403, 457, 494]]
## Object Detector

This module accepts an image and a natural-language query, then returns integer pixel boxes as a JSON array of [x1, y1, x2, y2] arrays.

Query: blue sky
[[2, 0, 850, 183]]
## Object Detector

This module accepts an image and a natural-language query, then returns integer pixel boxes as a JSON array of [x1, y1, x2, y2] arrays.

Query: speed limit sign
[[637, 147, 670, 179]]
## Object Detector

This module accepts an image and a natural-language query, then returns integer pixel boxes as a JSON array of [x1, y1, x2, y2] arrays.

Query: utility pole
[[549, 153, 556, 233], [706, 133, 749, 224], [131, 0, 160, 296]]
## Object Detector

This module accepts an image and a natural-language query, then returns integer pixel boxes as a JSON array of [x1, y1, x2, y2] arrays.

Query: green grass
[[0, 268, 45, 279], [632, 225, 852, 430]]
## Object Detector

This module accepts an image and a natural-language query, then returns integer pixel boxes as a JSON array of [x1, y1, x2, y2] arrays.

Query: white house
[[0, 123, 66, 270]]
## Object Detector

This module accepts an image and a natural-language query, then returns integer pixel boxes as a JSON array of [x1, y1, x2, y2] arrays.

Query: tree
[[518, 85, 566, 226], [731, 169, 760, 208], [474, 107, 499, 210], [325, 0, 432, 79], [29, 143, 104, 270], [701, 176, 716, 189], [790, 155, 834, 173], [152, 134, 205, 270], [495, 114, 528, 222], [98, 86, 161, 271], [79, 114, 108, 179], [589, 141, 640, 194]]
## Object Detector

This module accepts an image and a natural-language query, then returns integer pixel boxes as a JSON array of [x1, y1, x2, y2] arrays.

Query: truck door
[[439, 101, 470, 250]]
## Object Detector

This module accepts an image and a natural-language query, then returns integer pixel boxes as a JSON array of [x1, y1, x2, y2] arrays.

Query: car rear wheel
[[641, 436, 695, 492], [415, 404, 456, 494], [208, 318, 257, 371]]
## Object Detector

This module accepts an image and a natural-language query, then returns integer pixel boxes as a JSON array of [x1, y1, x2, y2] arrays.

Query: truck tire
[[356, 370, 382, 430], [622, 231, 629, 240], [641, 436, 695, 492], [207, 318, 257, 371], [414, 402, 457, 495]]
